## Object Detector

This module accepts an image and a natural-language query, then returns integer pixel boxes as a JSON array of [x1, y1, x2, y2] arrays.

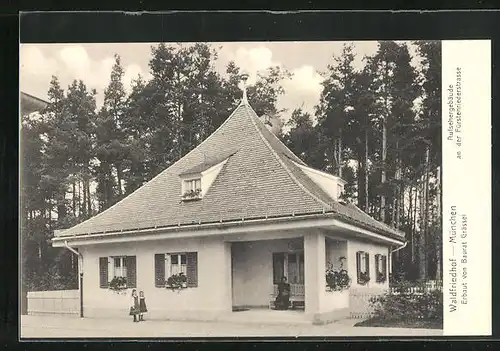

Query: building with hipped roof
[[52, 76, 405, 324]]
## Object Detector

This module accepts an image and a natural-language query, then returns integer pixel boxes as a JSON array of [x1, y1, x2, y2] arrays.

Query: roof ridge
[[258, 116, 306, 166], [243, 103, 332, 210]]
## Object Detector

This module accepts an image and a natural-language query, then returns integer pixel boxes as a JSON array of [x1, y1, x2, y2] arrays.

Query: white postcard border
[[442, 40, 491, 336]]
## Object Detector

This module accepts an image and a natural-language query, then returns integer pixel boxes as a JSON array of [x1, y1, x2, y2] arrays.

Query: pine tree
[[316, 43, 358, 177], [95, 54, 128, 209]]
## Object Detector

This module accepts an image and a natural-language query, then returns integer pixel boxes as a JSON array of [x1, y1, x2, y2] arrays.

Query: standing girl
[[139, 291, 148, 321], [129, 289, 140, 322]]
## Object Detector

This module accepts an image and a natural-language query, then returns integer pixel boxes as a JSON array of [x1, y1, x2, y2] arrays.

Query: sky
[[19, 41, 420, 123]]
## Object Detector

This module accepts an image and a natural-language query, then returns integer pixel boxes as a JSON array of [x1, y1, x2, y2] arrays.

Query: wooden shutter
[[125, 256, 137, 288], [382, 255, 387, 280], [155, 254, 166, 287], [365, 252, 370, 279], [356, 251, 361, 284], [186, 252, 198, 287], [375, 254, 380, 275], [99, 257, 108, 288], [273, 253, 285, 284]]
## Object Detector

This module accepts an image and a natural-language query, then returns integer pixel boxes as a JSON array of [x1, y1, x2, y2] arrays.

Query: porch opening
[[230, 237, 305, 313]]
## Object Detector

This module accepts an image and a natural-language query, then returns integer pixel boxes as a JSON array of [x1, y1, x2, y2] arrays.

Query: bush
[[369, 283, 443, 323]]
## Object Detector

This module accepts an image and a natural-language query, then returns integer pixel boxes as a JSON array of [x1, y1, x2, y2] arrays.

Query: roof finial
[[240, 72, 249, 104]]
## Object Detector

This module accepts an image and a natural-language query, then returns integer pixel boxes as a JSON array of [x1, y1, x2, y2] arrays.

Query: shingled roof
[[56, 99, 405, 241], [21, 92, 48, 116]]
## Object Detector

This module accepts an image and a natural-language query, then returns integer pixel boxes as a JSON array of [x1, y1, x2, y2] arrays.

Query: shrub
[[326, 268, 351, 291], [369, 282, 443, 323]]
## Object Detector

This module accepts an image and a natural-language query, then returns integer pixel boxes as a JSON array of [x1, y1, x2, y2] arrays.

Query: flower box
[[108, 277, 128, 294], [166, 273, 188, 291], [358, 272, 370, 285], [182, 189, 202, 201]]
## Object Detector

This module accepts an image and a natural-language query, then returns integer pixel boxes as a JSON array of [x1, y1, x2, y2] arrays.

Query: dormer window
[[179, 151, 235, 202], [182, 178, 202, 201]]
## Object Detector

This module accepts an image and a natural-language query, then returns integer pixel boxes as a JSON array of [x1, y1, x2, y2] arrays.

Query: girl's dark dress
[[129, 296, 139, 316], [139, 297, 148, 313], [274, 282, 291, 310]]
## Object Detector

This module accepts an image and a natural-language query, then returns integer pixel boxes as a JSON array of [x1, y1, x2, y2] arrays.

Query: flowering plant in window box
[[166, 272, 188, 291], [376, 271, 387, 283], [325, 258, 351, 291], [108, 277, 128, 294], [358, 271, 370, 285], [182, 189, 202, 200]]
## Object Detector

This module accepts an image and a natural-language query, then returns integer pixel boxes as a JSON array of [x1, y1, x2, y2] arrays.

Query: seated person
[[274, 276, 291, 310]]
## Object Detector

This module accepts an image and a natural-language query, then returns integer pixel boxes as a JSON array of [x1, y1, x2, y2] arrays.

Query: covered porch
[[224, 228, 349, 324]]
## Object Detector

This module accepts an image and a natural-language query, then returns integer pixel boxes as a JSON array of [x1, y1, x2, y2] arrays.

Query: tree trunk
[[77, 180, 81, 217], [395, 141, 401, 229], [57, 192, 67, 224], [177, 100, 183, 160], [82, 178, 87, 218], [72, 181, 76, 217], [423, 146, 431, 279], [364, 128, 369, 211], [380, 116, 387, 223], [357, 160, 365, 210], [87, 179, 92, 216], [418, 176, 427, 280], [116, 164, 123, 197], [338, 129, 343, 178]]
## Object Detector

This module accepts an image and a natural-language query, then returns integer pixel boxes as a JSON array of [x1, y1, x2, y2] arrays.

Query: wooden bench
[[269, 284, 305, 310]]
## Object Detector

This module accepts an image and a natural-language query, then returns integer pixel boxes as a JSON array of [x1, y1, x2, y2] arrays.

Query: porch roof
[[53, 97, 405, 243]]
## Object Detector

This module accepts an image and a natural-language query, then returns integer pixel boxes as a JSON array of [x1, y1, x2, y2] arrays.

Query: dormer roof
[[179, 150, 238, 178]]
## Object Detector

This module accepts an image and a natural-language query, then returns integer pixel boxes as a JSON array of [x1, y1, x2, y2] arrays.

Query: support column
[[304, 231, 326, 318]]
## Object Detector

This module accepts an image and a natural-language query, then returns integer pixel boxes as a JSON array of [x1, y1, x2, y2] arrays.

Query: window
[[356, 251, 370, 284], [113, 256, 127, 278], [272, 252, 304, 284], [186, 179, 201, 192], [154, 252, 198, 288], [375, 254, 387, 283], [337, 184, 343, 198], [182, 178, 202, 200], [99, 256, 137, 288], [169, 253, 187, 275]]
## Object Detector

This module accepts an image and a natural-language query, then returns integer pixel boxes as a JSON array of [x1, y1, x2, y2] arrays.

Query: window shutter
[[382, 255, 387, 279], [356, 251, 361, 284], [365, 252, 370, 279], [375, 254, 380, 275], [99, 257, 108, 288], [155, 254, 166, 287], [186, 252, 198, 287], [125, 256, 137, 288]]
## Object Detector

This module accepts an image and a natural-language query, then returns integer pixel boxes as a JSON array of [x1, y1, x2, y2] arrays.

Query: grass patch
[[355, 316, 443, 329]]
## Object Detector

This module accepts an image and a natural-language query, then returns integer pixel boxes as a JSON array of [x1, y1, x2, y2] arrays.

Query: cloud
[[20, 44, 149, 108], [223, 46, 281, 85], [20, 45, 59, 80], [123, 63, 146, 93], [286, 65, 324, 95], [58, 45, 91, 77]]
